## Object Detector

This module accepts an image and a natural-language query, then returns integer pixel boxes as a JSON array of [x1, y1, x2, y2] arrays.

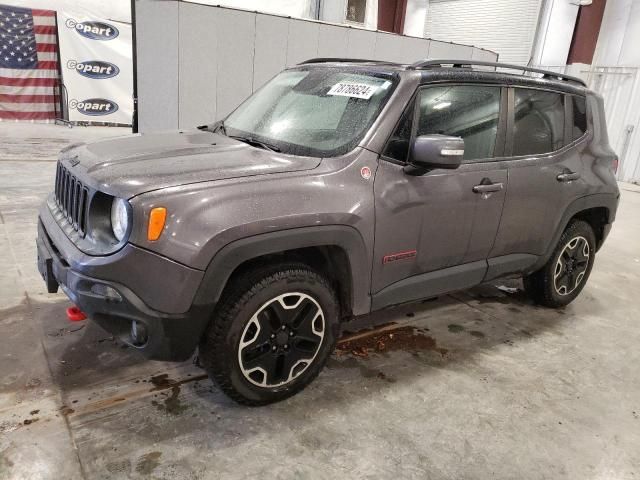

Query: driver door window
[[416, 85, 502, 162]]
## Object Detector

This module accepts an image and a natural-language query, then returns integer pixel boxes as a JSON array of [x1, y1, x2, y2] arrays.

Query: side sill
[[371, 260, 487, 311]]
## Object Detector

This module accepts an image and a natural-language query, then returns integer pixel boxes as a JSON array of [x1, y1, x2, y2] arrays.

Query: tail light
[[612, 157, 619, 173]]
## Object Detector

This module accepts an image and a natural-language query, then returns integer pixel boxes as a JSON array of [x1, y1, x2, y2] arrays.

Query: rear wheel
[[199, 263, 339, 406], [524, 220, 596, 308]]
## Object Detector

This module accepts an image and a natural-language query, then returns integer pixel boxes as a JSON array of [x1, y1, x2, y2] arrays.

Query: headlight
[[110, 197, 129, 242]]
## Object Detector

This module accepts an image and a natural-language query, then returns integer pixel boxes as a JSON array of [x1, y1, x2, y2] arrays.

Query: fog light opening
[[130, 320, 149, 347], [90, 283, 123, 303]]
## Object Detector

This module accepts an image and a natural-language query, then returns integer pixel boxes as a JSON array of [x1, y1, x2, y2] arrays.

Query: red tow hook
[[66, 306, 87, 322]]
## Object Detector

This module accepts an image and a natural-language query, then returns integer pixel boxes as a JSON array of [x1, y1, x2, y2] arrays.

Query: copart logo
[[67, 60, 119, 79], [65, 18, 119, 41], [69, 98, 119, 116]]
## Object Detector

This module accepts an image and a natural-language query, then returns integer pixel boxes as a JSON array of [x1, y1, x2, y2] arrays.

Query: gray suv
[[37, 59, 619, 405]]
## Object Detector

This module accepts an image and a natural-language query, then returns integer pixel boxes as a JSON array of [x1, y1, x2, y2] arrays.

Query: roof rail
[[299, 58, 398, 65], [408, 60, 587, 87]]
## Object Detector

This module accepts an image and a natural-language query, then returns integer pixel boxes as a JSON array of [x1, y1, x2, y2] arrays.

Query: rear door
[[487, 87, 588, 279], [371, 83, 509, 308]]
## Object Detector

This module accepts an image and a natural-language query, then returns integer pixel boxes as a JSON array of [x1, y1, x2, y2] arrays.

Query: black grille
[[54, 162, 89, 235]]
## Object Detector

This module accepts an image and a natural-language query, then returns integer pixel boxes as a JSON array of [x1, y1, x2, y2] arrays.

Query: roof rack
[[408, 59, 587, 87], [299, 58, 399, 65]]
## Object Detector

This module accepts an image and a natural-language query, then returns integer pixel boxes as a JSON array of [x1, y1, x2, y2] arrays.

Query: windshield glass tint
[[224, 69, 395, 157]]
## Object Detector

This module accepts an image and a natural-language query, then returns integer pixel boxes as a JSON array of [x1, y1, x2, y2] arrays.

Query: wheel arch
[[533, 193, 619, 271], [192, 225, 372, 319], [572, 206, 610, 250]]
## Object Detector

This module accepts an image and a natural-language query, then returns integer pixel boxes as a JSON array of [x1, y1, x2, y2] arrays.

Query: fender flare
[[192, 225, 372, 316], [531, 192, 619, 271]]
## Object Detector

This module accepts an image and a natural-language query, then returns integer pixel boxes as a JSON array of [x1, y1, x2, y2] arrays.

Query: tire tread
[[199, 263, 337, 406], [524, 220, 596, 308]]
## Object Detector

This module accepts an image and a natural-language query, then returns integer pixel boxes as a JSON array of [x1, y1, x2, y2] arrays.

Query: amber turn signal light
[[147, 207, 167, 241]]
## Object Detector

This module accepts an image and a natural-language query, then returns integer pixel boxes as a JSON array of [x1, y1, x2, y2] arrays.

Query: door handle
[[473, 182, 504, 194], [557, 171, 580, 182]]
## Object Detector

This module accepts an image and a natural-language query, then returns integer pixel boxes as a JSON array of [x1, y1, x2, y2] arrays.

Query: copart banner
[[57, 11, 132, 124]]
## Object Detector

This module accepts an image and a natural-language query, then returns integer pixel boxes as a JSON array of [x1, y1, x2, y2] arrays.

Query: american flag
[[0, 3, 59, 121]]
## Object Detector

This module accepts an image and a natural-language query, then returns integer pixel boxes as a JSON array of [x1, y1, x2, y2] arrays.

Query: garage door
[[424, 0, 543, 64]]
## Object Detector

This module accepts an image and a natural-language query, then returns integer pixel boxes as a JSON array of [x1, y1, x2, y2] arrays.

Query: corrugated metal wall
[[424, 0, 542, 64], [135, 0, 497, 133], [586, 67, 640, 183], [541, 64, 640, 184]]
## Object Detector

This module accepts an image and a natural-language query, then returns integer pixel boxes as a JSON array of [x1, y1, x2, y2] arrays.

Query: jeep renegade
[[37, 59, 620, 405]]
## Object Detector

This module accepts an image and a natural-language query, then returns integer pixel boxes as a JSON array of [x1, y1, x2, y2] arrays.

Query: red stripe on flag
[[0, 76, 57, 87], [0, 94, 57, 103], [33, 25, 57, 34], [37, 44, 57, 52], [0, 111, 56, 120], [31, 9, 56, 17], [37, 61, 59, 70]]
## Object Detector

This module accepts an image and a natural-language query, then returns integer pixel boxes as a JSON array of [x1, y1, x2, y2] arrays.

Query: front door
[[371, 84, 508, 309]]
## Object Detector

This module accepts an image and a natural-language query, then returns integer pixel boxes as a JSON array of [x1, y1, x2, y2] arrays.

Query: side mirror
[[407, 134, 464, 171]]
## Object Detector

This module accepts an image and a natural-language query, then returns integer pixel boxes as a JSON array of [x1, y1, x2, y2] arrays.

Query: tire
[[524, 220, 596, 308], [199, 263, 339, 406]]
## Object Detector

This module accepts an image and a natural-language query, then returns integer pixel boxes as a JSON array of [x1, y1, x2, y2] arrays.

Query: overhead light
[[433, 101, 451, 110]]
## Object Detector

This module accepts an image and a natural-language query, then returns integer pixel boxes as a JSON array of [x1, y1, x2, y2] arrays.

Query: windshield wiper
[[229, 135, 281, 152], [197, 120, 226, 135]]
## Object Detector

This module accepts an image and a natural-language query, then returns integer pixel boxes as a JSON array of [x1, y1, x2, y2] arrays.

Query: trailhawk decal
[[383, 250, 417, 264], [327, 82, 378, 99]]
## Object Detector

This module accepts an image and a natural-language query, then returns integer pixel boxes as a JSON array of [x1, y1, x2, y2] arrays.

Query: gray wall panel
[[286, 20, 320, 67], [397, 36, 430, 64], [428, 40, 474, 60], [215, 9, 256, 118], [317, 24, 350, 58], [253, 14, 288, 90], [345, 28, 376, 59], [472, 48, 499, 62], [178, 3, 218, 128], [374, 32, 407, 62], [136, 2, 497, 132], [136, 0, 179, 132]]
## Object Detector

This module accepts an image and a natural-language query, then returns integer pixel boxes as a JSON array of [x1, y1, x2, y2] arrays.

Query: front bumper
[[36, 206, 212, 361]]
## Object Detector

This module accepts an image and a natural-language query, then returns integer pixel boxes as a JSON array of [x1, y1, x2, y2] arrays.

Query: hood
[[59, 130, 321, 198]]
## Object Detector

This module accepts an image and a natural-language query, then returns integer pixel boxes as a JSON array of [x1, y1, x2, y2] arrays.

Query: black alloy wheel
[[199, 263, 339, 406], [238, 292, 325, 388], [553, 236, 590, 296], [524, 220, 596, 308]]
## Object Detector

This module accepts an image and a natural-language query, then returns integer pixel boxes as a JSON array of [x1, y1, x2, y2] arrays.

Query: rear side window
[[513, 89, 564, 156], [416, 85, 501, 161], [571, 95, 587, 141]]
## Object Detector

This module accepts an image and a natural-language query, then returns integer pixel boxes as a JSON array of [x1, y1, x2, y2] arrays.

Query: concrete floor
[[0, 123, 639, 480]]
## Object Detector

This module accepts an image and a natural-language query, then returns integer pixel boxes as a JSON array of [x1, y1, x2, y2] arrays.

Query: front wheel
[[524, 220, 596, 308], [199, 264, 339, 406]]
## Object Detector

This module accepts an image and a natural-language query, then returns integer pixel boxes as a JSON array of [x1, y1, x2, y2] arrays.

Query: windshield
[[222, 68, 396, 157]]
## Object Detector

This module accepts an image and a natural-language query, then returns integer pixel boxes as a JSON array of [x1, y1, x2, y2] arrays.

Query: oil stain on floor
[[336, 326, 448, 357], [135, 451, 162, 475]]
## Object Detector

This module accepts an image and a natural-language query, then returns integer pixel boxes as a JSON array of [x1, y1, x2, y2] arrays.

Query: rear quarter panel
[[581, 93, 620, 197]]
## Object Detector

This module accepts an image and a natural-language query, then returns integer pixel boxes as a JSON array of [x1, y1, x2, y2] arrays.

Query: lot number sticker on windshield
[[328, 82, 378, 99]]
